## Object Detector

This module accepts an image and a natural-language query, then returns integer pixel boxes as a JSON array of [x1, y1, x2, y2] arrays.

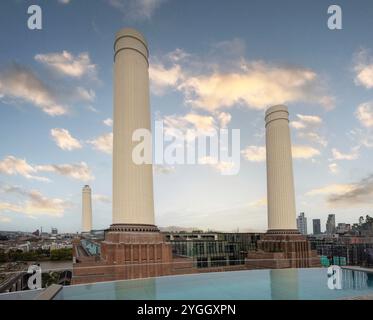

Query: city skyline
[[1, 0, 373, 233]]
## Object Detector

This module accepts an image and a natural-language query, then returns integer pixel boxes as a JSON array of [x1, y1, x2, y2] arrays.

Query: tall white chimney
[[82, 185, 92, 232], [265, 105, 297, 232], [112, 28, 155, 226]]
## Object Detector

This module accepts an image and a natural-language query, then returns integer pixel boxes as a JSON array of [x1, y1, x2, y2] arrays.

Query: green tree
[[50, 248, 72, 261], [359, 216, 365, 226]]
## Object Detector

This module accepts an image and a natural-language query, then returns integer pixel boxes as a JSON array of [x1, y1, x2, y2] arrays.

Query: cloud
[[107, 0, 166, 21], [331, 147, 359, 161], [86, 105, 99, 113], [153, 165, 176, 175], [307, 175, 373, 208], [198, 156, 237, 175], [51, 128, 82, 151], [354, 48, 373, 89], [0, 216, 11, 223], [35, 51, 97, 79], [88, 133, 113, 154], [294, 114, 323, 125], [290, 121, 306, 130], [150, 47, 335, 112], [0, 187, 69, 217], [241, 145, 320, 162], [211, 38, 247, 61], [248, 197, 267, 208], [0, 64, 67, 116], [297, 132, 327, 147], [349, 128, 373, 149], [241, 146, 266, 162], [290, 114, 322, 130], [92, 194, 111, 203], [150, 63, 182, 95], [166, 48, 191, 63], [328, 163, 339, 174], [164, 112, 216, 133], [355, 101, 373, 128], [327, 175, 373, 207], [36, 162, 94, 182], [0, 155, 93, 182], [290, 114, 327, 147], [291, 145, 321, 159], [103, 118, 113, 127], [0, 156, 49, 182], [75, 87, 95, 102], [182, 64, 332, 111], [306, 184, 355, 196], [217, 112, 232, 128], [161, 111, 231, 142]]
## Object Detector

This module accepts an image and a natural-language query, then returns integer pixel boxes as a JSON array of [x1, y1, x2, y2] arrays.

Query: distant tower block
[[112, 27, 155, 228], [82, 185, 92, 233], [265, 105, 297, 233]]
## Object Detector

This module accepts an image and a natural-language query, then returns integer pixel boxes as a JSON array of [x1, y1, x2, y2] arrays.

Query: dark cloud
[[328, 174, 373, 206]]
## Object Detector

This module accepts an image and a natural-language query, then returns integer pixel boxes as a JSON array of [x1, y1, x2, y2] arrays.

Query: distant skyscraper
[[312, 219, 321, 235], [296, 212, 307, 235], [326, 214, 336, 235], [82, 185, 92, 233], [51, 228, 58, 235]]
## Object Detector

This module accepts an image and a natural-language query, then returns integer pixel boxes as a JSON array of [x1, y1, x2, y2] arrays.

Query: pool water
[[54, 268, 373, 300]]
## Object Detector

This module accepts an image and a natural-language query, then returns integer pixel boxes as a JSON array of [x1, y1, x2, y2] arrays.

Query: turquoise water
[[54, 268, 373, 300]]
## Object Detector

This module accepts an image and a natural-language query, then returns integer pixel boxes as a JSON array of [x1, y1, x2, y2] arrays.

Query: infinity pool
[[54, 268, 373, 300]]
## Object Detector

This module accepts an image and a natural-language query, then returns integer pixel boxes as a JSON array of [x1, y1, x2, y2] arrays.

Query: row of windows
[[171, 241, 249, 256]]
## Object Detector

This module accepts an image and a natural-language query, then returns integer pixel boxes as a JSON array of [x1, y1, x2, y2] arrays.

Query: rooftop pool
[[53, 268, 373, 300]]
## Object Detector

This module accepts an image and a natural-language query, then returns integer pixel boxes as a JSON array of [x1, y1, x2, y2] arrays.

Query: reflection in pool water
[[53, 268, 373, 300], [270, 269, 299, 300]]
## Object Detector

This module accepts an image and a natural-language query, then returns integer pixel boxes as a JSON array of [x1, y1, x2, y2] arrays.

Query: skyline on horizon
[[1, 0, 373, 233]]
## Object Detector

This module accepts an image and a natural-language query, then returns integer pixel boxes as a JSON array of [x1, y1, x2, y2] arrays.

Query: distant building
[[326, 214, 336, 234], [296, 212, 308, 235], [336, 223, 351, 235], [40, 232, 50, 239], [309, 235, 373, 267], [51, 228, 58, 235], [163, 232, 261, 268], [17, 242, 31, 252], [313, 219, 321, 235]]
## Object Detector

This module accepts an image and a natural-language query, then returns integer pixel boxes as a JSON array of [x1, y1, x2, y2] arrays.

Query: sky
[[0, 0, 373, 233]]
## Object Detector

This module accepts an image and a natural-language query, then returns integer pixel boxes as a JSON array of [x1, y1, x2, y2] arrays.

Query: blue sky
[[1, 0, 373, 233]]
